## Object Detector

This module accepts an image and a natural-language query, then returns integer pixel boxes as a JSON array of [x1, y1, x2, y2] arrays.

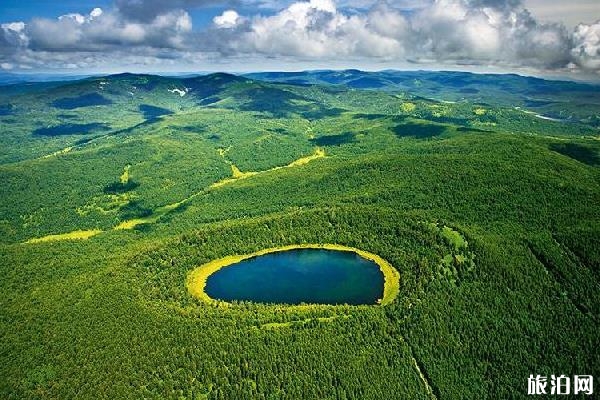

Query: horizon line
[[2, 68, 599, 85]]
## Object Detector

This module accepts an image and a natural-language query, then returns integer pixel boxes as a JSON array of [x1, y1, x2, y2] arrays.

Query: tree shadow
[[393, 123, 446, 139], [33, 123, 109, 136], [310, 132, 356, 146], [52, 93, 113, 110], [237, 86, 343, 119], [139, 104, 173, 121], [0, 104, 13, 115], [118, 200, 153, 219], [104, 180, 140, 194], [550, 143, 599, 166]]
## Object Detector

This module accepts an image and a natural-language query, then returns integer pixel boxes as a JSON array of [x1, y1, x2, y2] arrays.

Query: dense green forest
[[0, 70, 599, 399]]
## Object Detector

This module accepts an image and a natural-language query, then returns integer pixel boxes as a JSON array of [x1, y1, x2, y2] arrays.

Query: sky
[[0, 0, 599, 78]]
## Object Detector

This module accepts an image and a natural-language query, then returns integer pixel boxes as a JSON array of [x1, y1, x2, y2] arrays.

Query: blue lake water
[[204, 248, 384, 305]]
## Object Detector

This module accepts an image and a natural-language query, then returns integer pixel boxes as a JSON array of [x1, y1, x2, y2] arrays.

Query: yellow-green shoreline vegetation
[[186, 243, 400, 306]]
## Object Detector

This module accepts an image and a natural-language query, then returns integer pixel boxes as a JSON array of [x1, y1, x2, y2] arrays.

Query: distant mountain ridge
[[3, 69, 598, 102], [1, 70, 597, 127]]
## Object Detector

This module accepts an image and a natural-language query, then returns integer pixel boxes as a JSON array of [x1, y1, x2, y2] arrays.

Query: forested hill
[[245, 69, 600, 123], [2, 69, 599, 130]]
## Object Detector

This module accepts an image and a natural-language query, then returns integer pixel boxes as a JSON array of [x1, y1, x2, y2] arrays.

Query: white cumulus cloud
[[24, 8, 193, 52], [571, 20, 600, 70], [213, 10, 241, 28]]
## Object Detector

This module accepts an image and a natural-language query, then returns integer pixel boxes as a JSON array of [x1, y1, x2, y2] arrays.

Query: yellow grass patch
[[230, 164, 257, 179], [474, 108, 486, 116], [210, 148, 324, 190], [119, 165, 131, 184], [186, 243, 400, 306], [217, 147, 231, 157], [210, 165, 258, 189], [209, 177, 239, 189], [286, 148, 325, 167], [401, 102, 416, 113], [26, 229, 103, 244], [114, 202, 182, 230], [77, 193, 134, 216], [112, 148, 326, 230], [42, 146, 74, 159], [289, 99, 314, 106], [114, 218, 153, 230], [253, 134, 272, 144]]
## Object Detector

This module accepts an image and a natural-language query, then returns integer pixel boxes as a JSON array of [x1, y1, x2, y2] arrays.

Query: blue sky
[[0, 1, 111, 22], [0, 0, 598, 77], [0, 0, 232, 31]]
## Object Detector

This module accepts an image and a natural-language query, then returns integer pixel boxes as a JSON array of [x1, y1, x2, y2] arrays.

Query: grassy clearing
[[25, 229, 103, 244], [440, 226, 467, 250], [186, 243, 400, 306], [210, 164, 258, 188], [217, 147, 231, 157], [112, 147, 325, 229], [230, 164, 257, 179], [32, 199, 185, 237], [286, 148, 325, 167], [210, 148, 324, 189], [114, 202, 182, 230], [119, 165, 131, 184], [401, 102, 416, 113], [42, 146, 74, 159], [76, 193, 134, 216], [114, 218, 155, 230]]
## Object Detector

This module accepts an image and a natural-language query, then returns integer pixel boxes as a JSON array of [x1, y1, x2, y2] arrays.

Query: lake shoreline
[[186, 243, 400, 306]]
